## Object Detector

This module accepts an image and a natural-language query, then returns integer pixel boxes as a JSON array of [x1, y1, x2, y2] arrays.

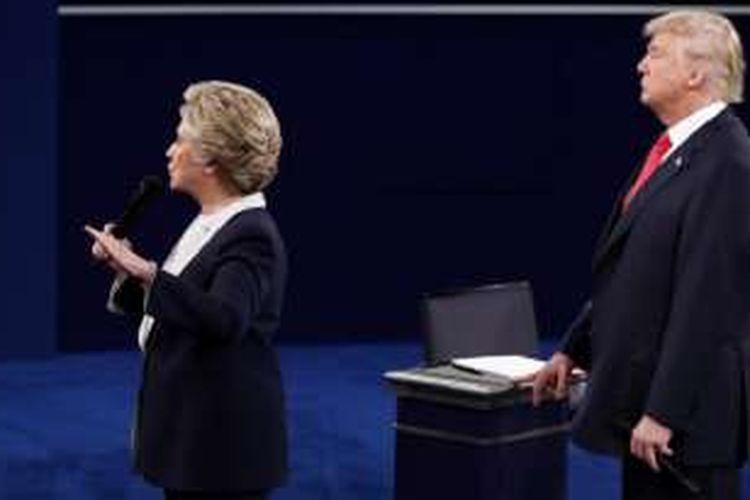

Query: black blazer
[[562, 109, 750, 466], [113, 207, 288, 491]]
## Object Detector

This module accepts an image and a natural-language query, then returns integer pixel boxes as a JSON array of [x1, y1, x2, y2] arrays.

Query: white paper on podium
[[451, 355, 546, 381]]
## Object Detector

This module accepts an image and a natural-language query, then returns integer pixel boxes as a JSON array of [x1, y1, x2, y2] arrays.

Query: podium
[[385, 366, 569, 500]]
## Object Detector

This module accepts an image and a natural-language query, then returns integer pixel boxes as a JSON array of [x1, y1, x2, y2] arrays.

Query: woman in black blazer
[[86, 81, 288, 500]]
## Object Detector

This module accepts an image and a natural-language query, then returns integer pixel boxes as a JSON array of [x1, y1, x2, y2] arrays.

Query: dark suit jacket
[[561, 109, 750, 466], [112, 207, 288, 491]]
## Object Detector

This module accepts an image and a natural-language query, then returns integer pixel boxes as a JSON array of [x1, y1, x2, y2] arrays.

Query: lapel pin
[[674, 156, 684, 168]]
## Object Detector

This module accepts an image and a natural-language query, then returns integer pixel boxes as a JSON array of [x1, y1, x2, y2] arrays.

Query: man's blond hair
[[645, 10, 745, 103]]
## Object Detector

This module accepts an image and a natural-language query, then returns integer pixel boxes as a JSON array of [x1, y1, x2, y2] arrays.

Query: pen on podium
[[449, 361, 484, 376]]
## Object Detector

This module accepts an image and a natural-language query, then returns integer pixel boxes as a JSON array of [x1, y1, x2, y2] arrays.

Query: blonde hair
[[644, 9, 745, 103], [179, 80, 282, 193]]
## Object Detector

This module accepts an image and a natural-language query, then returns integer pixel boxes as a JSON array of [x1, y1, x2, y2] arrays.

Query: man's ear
[[685, 63, 708, 91]]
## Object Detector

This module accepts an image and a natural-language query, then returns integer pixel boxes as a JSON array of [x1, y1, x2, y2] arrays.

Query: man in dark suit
[[86, 81, 287, 500], [533, 10, 750, 499]]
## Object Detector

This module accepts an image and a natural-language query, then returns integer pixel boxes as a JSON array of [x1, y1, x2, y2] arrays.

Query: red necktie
[[622, 132, 672, 210]]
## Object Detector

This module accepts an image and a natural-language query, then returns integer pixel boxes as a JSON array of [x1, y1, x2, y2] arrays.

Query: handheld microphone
[[111, 175, 164, 238]]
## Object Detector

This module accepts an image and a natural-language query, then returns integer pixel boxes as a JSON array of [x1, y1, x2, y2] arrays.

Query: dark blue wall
[[0, 1, 57, 358], [58, 12, 750, 351]]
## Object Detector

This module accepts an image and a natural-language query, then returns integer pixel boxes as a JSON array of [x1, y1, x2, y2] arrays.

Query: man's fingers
[[630, 433, 645, 461], [531, 373, 545, 406], [530, 372, 543, 406], [532, 368, 554, 406], [532, 354, 575, 406], [631, 440, 656, 471], [630, 433, 665, 473], [554, 364, 568, 399], [645, 446, 660, 472]]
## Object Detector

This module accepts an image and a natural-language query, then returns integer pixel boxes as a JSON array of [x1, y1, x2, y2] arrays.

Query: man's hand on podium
[[530, 352, 575, 406]]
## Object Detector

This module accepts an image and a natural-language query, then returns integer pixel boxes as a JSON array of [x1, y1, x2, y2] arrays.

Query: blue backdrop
[[7, 3, 750, 354], [0, 0, 57, 358], [57, 9, 750, 351]]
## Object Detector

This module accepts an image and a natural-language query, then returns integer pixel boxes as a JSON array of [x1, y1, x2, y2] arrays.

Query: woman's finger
[[85, 226, 110, 258], [92, 242, 108, 259], [84, 225, 102, 238]]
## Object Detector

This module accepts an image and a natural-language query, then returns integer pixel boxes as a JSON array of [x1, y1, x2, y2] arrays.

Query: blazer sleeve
[[560, 300, 593, 371], [145, 230, 275, 343], [108, 273, 146, 317], [645, 156, 750, 430]]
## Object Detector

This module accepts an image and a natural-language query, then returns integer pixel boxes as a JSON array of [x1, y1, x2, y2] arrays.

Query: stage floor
[[0, 341, 739, 499]]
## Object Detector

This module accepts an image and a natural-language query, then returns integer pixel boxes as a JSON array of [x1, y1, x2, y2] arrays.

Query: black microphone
[[111, 175, 164, 238]]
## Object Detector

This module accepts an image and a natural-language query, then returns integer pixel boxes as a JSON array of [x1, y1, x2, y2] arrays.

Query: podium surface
[[386, 366, 569, 500]]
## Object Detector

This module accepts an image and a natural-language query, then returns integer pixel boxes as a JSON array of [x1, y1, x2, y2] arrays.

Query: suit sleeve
[[645, 156, 750, 430], [108, 273, 145, 317], [145, 231, 275, 343], [560, 300, 593, 371]]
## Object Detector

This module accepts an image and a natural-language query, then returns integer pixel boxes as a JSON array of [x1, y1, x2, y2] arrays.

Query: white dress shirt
[[664, 101, 727, 160]]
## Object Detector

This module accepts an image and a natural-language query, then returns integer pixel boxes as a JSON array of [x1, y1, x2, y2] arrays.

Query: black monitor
[[421, 281, 538, 365]]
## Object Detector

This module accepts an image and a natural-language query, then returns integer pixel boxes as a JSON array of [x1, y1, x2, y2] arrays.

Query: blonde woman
[[86, 81, 287, 500]]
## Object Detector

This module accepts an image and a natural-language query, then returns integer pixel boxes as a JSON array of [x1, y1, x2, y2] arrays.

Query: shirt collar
[[666, 101, 727, 156], [198, 192, 266, 226]]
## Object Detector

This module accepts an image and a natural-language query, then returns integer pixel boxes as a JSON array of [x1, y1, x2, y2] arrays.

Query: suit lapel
[[175, 210, 249, 279], [592, 153, 686, 270], [591, 168, 639, 264], [592, 109, 731, 272]]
